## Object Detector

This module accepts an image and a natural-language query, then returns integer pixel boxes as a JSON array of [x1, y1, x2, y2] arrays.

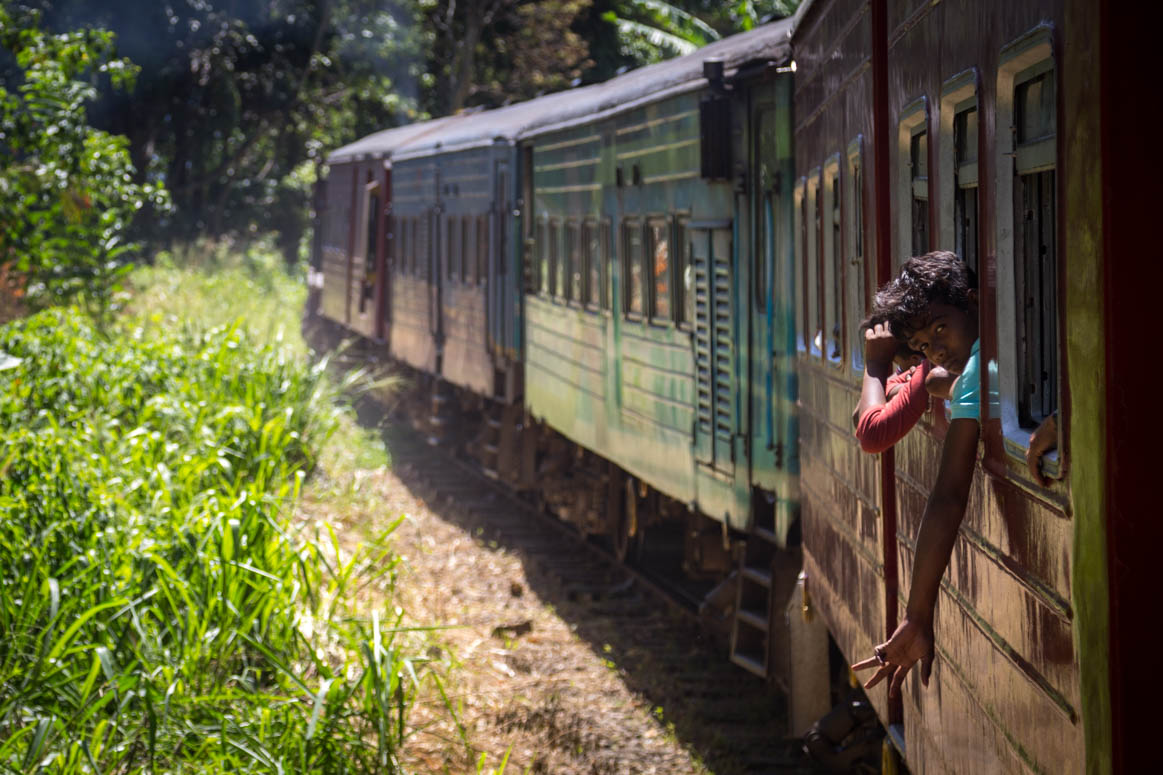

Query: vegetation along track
[[377, 417, 824, 775]]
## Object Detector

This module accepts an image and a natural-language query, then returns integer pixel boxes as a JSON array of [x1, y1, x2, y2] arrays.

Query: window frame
[[994, 27, 1064, 478]]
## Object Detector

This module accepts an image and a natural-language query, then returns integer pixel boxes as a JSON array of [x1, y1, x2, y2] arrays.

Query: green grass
[[0, 248, 449, 773]]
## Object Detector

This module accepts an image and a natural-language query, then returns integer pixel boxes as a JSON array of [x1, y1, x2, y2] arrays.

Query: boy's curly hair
[[872, 251, 976, 339]]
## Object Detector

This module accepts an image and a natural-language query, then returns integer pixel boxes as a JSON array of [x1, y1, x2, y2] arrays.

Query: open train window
[[846, 138, 867, 374], [448, 217, 460, 282], [583, 219, 601, 310], [646, 217, 670, 322], [599, 219, 611, 311], [622, 218, 644, 317], [995, 31, 1062, 474], [674, 216, 691, 327], [939, 72, 980, 278], [805, 170, 822, 357], [462, 216, 472, 284], [897, 98, 930, 271], [822, 158, 843, 365], [536, 218, 548, 295], [550, 218, 563, 301], [567, 220, 582, 303], [476, 214, 488, 285], [360, 182, 380, 314], [793, 178, 806, 352]]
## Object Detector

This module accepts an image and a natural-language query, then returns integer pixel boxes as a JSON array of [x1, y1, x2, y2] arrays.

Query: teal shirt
[[949, 339, 1000, 421]]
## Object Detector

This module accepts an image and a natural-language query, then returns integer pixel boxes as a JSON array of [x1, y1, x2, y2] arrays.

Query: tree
[[0, 6, 167, 313]]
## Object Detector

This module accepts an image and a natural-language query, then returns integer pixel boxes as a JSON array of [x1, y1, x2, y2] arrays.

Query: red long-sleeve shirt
[[855, 359, 932, 453]]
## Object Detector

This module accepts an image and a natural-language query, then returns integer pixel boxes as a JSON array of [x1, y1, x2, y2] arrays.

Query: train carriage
[[789, 0, 1136, 771]]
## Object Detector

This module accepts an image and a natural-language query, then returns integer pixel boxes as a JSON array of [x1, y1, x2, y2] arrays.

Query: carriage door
[[691, 221, 736, 474]]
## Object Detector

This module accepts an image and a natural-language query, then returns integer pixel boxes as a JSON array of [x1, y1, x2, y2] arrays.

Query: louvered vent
[[692, 228, 734, 471]]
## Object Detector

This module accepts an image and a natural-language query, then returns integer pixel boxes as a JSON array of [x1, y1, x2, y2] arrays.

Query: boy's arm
[[852, 417, 980, 696], [855, 366, 927, 453], [853, 323, 901, 429]]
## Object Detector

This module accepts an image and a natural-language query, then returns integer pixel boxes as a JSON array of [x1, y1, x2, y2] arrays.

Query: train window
[[462, 216, 471, 284], [599, 219, 611, 311], [583, 219, 599, 309], [674, 216, 692, 326], [448, 217, 460, 282], [910, 128, 929, 256], [550, 218, 563, 300], [846, 138, 867, 373], [897, 98, 930, 270], [823, 159, 843, 364], [537, 218, 549, 294], [361, 185, 379, 314], [567, 221, 583, 303], [995, 34, 1061, 469], [622, 219, 644, 317], [476, 214, 488, 285], [939, 74, 980, 279], [645, 218, 670, 321], [806, 172, 822, 357], [954, 105, 980, 275], [794, 179, 806, 352], [1013, 61, 1057, 428]]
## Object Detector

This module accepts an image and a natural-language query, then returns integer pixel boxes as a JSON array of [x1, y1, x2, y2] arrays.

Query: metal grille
[[693, 228, 734, 470]]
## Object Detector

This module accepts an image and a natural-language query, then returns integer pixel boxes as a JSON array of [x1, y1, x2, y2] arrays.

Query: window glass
[[807, 178, 821, 355], [910, 129, 929, 255], [1017, 72, 1055, 145], [623, 220, 644, 316], [648, 219, 670, 320]]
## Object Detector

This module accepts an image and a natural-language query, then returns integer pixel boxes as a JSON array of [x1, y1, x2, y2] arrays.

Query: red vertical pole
[[870, 0, 902, 727]]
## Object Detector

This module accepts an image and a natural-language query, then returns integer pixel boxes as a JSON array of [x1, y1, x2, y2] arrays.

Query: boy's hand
[[852, 615, 935, 698], [1026, 414, 1059, 486], [864, 322, 899, 367]]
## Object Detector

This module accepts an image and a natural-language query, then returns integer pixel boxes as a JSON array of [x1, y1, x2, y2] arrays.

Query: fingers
[[851, 655, 883, 672], [862, 664, 893, 691], [889, 664, 908, 698], [921, 650, 934, 688], [1026, 438, 1047, 486]]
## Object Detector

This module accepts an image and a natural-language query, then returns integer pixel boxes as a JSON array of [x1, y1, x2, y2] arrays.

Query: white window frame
[[994, 26, 1061, 472]]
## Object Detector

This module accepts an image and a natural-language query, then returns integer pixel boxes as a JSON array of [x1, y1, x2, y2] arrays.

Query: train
[[306, 1, 1158, 772]]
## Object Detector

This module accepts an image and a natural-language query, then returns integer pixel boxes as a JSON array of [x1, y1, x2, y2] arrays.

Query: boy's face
[[904, 302, 978, 375]]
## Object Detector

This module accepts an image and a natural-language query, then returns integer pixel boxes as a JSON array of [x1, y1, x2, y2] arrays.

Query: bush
[[0, 8, 168, 314]]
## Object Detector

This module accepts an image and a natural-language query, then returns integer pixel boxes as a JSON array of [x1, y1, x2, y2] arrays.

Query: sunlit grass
[[0, 248, 451, 773]]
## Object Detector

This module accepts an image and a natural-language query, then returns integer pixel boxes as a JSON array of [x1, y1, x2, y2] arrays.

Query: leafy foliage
[[0, 306, 450, 772], [0, 7, 167, 313]]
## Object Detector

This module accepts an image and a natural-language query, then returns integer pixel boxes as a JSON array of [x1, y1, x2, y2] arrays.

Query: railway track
[[379, 419, 827, 775]]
